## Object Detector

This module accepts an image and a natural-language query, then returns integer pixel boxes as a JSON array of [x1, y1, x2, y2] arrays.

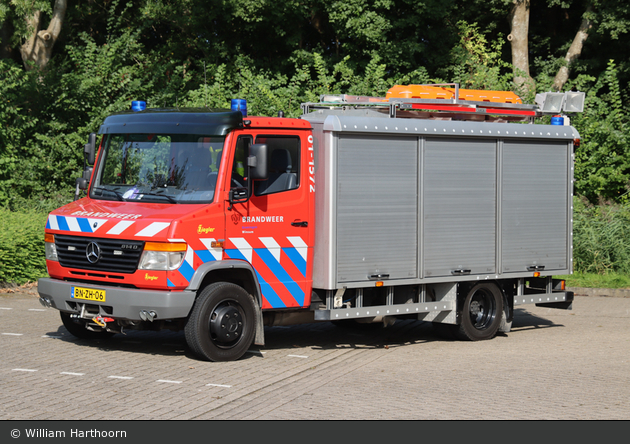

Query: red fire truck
[[38, 84, 583, 361]]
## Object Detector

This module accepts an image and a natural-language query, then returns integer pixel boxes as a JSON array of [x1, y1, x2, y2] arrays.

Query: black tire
[[185, 282, 256, 362], [454, 282, 503, 341], [60, 312, 115, 340]]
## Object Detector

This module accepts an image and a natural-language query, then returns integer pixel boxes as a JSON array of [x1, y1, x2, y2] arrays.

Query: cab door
[[224, 133, 313, 309]]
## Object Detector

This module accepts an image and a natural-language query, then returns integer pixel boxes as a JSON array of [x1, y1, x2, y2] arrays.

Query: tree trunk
[[19, 0, 67, 71], [508, 0, 535, 97], [552, 6, 593, 91], [1, 17, 15, 60]]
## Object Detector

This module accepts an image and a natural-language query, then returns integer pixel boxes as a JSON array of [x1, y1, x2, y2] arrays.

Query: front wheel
[[454, 283, 503, 341], [185, 282, 256, 361]]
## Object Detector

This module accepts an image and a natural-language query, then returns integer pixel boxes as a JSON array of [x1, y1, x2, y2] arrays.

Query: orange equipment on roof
[[386, 84, 522, 104]]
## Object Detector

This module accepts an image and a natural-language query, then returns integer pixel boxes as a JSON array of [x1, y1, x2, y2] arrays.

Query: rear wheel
[[454, 283, 503, 341], [60, 312, 115, 339], [185, 282, 256, 361]]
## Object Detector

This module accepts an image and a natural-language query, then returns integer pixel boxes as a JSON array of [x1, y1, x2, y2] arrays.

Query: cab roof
[[99, 108, 244, 135]]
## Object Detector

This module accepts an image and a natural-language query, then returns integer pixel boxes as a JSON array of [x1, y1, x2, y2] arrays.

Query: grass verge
[[557, 272, 630, 289]]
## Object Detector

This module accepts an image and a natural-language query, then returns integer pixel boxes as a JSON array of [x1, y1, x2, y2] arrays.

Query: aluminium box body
[[300, 111, 576, 291]]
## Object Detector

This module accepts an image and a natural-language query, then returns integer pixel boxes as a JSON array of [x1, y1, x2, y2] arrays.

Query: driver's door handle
[[291, 221, 308, 227]]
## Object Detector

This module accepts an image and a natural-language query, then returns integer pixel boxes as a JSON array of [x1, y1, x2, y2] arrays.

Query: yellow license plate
[[71, 286, 106, 302]]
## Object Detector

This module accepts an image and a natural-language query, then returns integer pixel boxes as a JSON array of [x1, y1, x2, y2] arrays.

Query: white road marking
[[0, 307, 13, 310], [2, 333, 23, 336], [13, 369, 37, 372], [206, 383, 232, 388], [287, 354, 309, 359], [28, 309, 46, 312], [60, 372, 85, 376], [108, 376, 134, 380], [42, 335, 63, 339], [156, 380, 182, 384]]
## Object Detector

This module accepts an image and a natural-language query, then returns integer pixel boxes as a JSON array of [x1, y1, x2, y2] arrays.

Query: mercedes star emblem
[[86, 242, 102, 264]]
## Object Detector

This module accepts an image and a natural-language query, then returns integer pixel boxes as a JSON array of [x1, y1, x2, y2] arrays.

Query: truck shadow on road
[[509, 307, 564, 332], [45, 326, 191, 358], [44, 308, 561, 359]]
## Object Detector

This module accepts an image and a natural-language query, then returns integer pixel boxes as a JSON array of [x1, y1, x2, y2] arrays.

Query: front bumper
[[37, 278, 196, 321]]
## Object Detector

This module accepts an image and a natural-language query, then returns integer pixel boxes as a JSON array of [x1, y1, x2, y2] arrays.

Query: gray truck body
[[301, 108, 575, 323]]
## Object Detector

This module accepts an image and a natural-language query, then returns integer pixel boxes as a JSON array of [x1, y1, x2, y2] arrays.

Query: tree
[[552, 5, 593, 91], [20, 0, 67, 70], [508, 0, 535, 96], [0, 0, 68, 70]]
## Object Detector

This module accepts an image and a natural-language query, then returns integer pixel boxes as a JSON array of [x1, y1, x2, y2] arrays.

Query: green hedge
[[0, 208, 48, 285], [2, 198, 630, 285], [572, 198, 630, 275]]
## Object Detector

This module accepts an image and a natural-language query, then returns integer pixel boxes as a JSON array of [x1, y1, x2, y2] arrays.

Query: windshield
[[91, 134, 225, 204]]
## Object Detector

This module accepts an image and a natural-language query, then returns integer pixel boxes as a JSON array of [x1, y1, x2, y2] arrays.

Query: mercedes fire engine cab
[[38, 84, 584, 361]]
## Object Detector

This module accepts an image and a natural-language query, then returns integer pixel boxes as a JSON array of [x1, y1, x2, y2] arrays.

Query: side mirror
[[248, 144, 268, 180], [76, 177, 88, 191], [84, 133, 96, 165]]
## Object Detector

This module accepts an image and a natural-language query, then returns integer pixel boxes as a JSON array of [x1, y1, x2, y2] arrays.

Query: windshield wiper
[[93, 186, 125, 201], [137, 192, 177, 203]]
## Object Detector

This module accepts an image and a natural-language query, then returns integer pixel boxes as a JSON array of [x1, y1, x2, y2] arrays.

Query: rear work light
[[138, 242, 187, 271]]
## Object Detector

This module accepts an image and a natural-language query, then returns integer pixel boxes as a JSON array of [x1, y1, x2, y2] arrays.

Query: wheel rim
[[468, 288, 497, 330], [208, 301, 244, 348]]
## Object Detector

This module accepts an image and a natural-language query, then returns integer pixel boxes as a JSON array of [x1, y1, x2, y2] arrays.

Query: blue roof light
[[131, 101, 147, 112], [231, 99, 247, 117]]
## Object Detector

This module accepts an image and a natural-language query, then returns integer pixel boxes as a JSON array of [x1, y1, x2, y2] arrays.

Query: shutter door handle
[[451, 269, 471, 276], [291, 221, 308, 227]]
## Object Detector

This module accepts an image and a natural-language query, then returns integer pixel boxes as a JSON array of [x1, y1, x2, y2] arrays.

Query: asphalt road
[[1, 287, 629, 420]]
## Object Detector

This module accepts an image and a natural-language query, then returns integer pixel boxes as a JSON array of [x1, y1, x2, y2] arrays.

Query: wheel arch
[[186, 260, 265, 346]]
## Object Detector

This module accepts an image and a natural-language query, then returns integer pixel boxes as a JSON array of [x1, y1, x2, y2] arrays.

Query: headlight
[[138, 242, 186, 271], [45, 233, 58, 261]]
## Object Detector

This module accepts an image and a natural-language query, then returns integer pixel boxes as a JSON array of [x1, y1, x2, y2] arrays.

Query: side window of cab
[[253, 136, 300, 196], [230, 135, 252, 189]]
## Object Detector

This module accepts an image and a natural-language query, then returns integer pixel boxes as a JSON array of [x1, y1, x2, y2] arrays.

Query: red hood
[[46, 198, 210, 240]]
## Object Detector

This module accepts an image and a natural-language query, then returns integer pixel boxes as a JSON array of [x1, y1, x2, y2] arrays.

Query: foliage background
[[1, 0, 630, 284]]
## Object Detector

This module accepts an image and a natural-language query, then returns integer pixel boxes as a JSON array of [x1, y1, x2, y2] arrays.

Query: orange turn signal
[[143, 242, 187, 252], [45, 233, 55, 243]]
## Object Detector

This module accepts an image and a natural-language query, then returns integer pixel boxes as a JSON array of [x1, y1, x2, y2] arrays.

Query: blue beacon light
[[231, 99, 247, 117], [550, 115, 564, 126], [131, 101, 147, 112]]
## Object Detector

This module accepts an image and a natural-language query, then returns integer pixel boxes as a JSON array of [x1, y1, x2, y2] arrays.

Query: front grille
[[55, 235, 144, 274]]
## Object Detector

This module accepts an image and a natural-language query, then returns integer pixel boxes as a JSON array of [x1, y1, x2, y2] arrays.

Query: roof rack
[[301, 83, 584, 123]]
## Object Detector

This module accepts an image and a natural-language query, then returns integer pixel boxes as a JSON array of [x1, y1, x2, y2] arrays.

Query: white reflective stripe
[[48, 215, 59, 230], [184, 246, 194, 267], [199, 238, 222, 260], [287, 236, 308, 261], [136, 222, 170, 237], [87, 218, 108, 232], [66, 217, 81, 232], [259, 237, 281, 262], [107, 220, 135, 235], [229, 238, 253, 262]]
